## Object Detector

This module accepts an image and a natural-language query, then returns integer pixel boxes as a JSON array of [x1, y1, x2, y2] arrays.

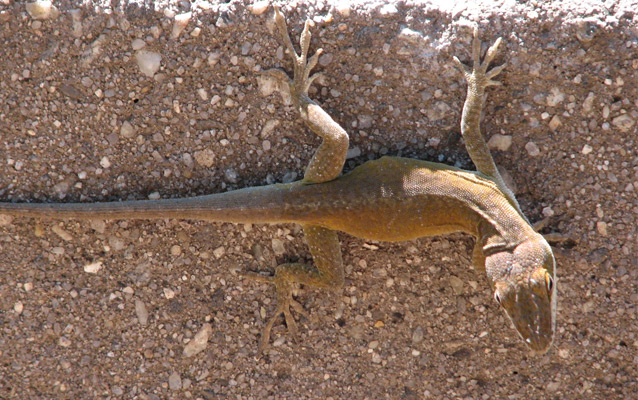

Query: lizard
[[0, 7, 556, 355]]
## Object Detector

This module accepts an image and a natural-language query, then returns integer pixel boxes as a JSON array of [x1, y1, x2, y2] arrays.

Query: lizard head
[[484, 235, 557, 355]]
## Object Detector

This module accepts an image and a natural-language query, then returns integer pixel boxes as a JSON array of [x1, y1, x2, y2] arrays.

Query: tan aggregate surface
[[1, 0, 637, 398]]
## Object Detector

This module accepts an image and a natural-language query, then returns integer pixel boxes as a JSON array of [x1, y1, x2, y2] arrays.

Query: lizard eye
[[494, 292, 502, 305], [545, 273, 554, 294]]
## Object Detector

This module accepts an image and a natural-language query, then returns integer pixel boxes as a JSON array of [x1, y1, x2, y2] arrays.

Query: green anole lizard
[[0, 8, 556, 355]]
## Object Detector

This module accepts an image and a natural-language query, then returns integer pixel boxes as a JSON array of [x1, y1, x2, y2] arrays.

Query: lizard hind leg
[[241, 225, 344, 353], [241, 270, 309, 352]]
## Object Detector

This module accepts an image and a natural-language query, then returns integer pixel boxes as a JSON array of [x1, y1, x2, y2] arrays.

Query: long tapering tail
[[0, 183, 299, 224]]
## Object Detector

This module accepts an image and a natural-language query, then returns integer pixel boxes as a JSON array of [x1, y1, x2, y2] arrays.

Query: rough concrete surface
[[1, 0, 637, 399]]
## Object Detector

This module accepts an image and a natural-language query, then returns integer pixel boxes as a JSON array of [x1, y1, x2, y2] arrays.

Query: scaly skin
[[0, 8, 556, 354]]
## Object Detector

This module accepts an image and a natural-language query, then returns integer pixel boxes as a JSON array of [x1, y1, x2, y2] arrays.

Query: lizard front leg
[[454, 28, 525, 216], [244, 8, 347, 352], [453, 28, 506, 180]]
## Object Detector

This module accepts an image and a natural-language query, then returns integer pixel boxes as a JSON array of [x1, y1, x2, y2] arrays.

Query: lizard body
[[0, 157, 526, 242], [0, 8, 557, 354]]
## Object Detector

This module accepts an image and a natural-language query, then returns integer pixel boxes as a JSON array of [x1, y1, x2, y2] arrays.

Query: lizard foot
[[453, 27, 506, 92], [263, 6, 323, 106], [240, 270, 309, 353]]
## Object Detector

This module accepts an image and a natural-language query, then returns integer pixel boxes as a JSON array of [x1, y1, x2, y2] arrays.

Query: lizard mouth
[[501, 284, 555, 355]]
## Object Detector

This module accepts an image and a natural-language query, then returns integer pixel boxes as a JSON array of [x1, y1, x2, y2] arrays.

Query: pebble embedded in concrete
[[135, 50, 162, 77]]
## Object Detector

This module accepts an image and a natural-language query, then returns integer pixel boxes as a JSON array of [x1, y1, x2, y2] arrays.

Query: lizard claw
[[271, 5, 322, 104], [455, 26, 505, 91], [241, 269, 308, 353]]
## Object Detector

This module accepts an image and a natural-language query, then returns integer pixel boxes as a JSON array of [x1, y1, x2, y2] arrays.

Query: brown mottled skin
[[0, 8, 556, 354]]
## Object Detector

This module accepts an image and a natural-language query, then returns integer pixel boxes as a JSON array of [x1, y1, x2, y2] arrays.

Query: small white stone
[[171, 12, 192, 39], [256, 74, 282, 99], [260, 119, 279, 138], [379, 4, 398, 15], [135, 299, 149, 325], [346, 146, 362, 159], [197, 88, 208, 101], [207, 51, 220, 66], [249, 1, 269, 15], [14, 301, 24, 315], [213, 246, 225, 259], [487, 134, 512, 151], [334, 0, 351, 16], [596, 221, 608, 236], [52, 225, 73, 241], [549, 115, 562, 131], [427, 137, 441, 148], [168, 372, 182, 390], [581, 144, 593, 155], [135, 50, 162, 77], [163, 287, 176, 299], [542, 206, 555, 217], [148, 192, 160, 200], [100, 156, 111, 168], [319, 52, 333, 67], [120, 121, 135, 138], [183, 324, 212, 357], [525, 141, 540, 157], [131, 38, 146, 50], [182, 152, 194, 169], [170, 245, 182, 256], [26, 1, 60, 20], [70, 9, 83, 37], [546, 88, 565, 107], [0, 215, 14, 226], [194, 149, 215, 168], [583, 92, 595, 112], [426, 101, 451, 122], [271, 238, 286, 255], [612, 114, 634, 132], [449, 276, 464, 294], [83, 261, 103, 274]]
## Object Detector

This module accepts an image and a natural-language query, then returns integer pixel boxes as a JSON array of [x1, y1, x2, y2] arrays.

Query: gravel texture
[[1, 0, 637, 399]]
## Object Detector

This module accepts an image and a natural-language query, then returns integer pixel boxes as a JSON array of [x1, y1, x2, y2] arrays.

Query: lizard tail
[[0, 183, 299, 224]]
